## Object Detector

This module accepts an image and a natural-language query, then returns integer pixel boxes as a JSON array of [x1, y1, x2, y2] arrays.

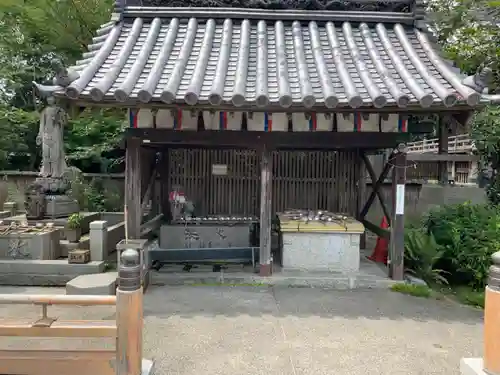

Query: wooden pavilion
[[50, 0, 488, 279]]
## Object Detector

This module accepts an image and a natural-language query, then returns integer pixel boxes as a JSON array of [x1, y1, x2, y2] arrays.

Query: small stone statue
[[36, 95, 68, 179]]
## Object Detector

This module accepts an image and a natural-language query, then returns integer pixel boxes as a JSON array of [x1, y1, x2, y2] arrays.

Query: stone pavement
[[0, 285, 484, 375]]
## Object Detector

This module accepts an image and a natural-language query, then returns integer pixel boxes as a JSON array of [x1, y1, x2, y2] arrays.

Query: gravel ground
[[0, 285, 484, 375]]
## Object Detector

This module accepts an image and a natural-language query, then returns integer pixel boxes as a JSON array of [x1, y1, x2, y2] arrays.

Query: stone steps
[[0, 259, 106, 286], [150, 270, 396, 290]]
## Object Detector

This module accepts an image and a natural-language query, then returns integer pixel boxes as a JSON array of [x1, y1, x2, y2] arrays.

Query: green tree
[[428, 0, 500, 203], [0, 0, 125, 173], [428, 0, 500, 89], [0, 0, 114, 108]]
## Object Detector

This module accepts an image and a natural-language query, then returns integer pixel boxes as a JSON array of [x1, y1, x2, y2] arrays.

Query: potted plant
[[66, 213, 83, 243]]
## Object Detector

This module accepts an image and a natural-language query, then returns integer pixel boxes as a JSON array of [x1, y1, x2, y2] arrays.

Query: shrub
[[404, 227, 448, 285], [423, 203, 500, 290], [68, 175, 122, 213]]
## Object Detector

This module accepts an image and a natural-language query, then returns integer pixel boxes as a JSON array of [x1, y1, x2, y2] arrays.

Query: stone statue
[[36, 95, 68, 179], [26, 77, 80, 219]]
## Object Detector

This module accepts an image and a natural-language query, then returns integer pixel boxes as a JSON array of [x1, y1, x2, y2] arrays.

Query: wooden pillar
[[389, 144, 407, 281], [438, 115, 448, 184], [356, 151, 367, 249], [259, 146, 272, 276], [159, 149, 171, 220], [484, 251, 500, 375], [139, 149, 158, 220], [125, 137, 142, 239], [116, 249, 143, 375]]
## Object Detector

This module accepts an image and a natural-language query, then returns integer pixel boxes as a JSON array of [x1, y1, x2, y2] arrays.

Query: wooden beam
[[0, 319, 116, 338], [438, 115, 449, 184], [0, 294, 116, 305], [360, 153, 392, 224], [73, 98, 478, 114], [356, 151, 367, 249], [125, 137, 142, 239], [127, 128, 408, 150], [0, 350, 115, 375], [389, 146, 407, 281], [140, 163, 159, 218], [359, 153, 394, 224], [139, 149, 157, 218], [361, 219, 390, 239], [140, 213, 164, 238], [158, 150, 171, 220], [259, 146, 273, 276]]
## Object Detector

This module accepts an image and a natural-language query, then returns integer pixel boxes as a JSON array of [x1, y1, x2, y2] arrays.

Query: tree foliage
[[427, 0, 500, 203], [0, 0, 124, 173], [428, 0, 500, 90]]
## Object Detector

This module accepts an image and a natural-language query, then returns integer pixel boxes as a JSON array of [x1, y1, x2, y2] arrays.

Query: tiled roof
[[65, 8, 482, 109]]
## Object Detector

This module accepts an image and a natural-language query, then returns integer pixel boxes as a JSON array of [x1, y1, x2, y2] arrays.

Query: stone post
[[89, 220, 108, 261], [116, 249, 143, 375], [116, 239, 150, 291], [460, 251, 500, 375], [484, 251, 500, 375]]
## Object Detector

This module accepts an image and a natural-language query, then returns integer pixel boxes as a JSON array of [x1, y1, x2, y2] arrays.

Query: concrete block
[[45, 195, 79, 219], [282, 231, 361, 273], [0, 259, 105, 275], [0, 228, 62, 260], [90, 220, 108, 230], [0, 273, 74, 286], [89, 220, 108, 261], [66, 272, 118, 295], [460, 358, 487, 375]]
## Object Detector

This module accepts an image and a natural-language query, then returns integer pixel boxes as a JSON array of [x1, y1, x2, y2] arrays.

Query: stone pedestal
[[0, 228, 61, 260], [45, 195, 79, 219], [89, 220, 108, 261]]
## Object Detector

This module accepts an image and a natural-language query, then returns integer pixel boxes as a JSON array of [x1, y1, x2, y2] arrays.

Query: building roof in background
[[58, 4, 484, 110]]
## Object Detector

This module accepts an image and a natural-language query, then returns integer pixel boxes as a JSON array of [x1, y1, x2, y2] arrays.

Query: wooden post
[[389, 144, 407, 281], [159, 149, 171, 220], [438, 115, 448, 185], [116, 249, 143, 375], [484, 251, 500, 375], [357, 151, 366, 249], [125, 137, 142, 239], [259, 146, 272, 276]]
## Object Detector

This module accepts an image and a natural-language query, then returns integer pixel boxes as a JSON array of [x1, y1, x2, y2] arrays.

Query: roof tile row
[[66, 15, 481, 109]]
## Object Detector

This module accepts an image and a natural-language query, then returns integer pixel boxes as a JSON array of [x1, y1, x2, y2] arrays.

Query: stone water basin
[[0, 224, 61, 260]]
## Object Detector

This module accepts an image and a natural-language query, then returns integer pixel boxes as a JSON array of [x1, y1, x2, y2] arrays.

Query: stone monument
[[26, 61, 80, 219]]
